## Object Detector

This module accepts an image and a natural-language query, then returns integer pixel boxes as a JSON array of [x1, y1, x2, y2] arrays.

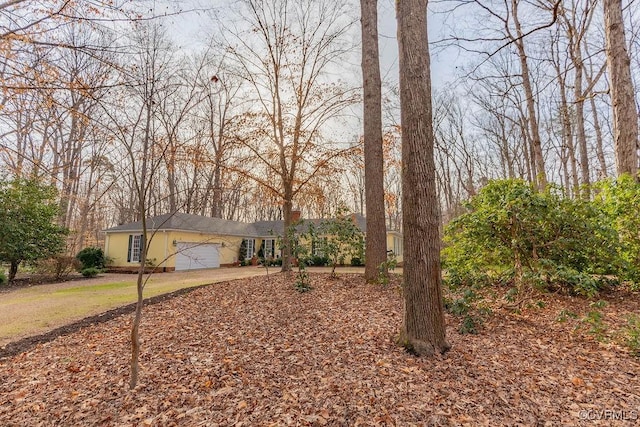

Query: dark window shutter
[[127, 235, 132, 262], [140, 234, 145, 260]]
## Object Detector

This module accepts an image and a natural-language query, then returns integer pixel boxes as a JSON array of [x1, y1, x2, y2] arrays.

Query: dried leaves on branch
[[0, 273, 639, 425]]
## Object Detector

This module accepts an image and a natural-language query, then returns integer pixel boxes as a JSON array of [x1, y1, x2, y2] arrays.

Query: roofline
[[103, 228, 403, 237], [103, 228, 260, 238]]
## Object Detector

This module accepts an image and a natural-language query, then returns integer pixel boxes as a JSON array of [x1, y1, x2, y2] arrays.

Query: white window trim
[[130, 234, 143, 263], [265, 238, 275, 258], [245, 238, 255, 258]]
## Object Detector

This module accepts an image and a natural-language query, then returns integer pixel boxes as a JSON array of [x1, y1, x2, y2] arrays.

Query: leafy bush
[[34, 256, 82, 280], [621, 315, 640, 357], [0, 270, 6, 285], [76, 247, 105, 270], [350, 257, 363, 267], [238, 239, 248, 263], [304, 255, 329, 266], [580, 300, 609, 341], [295, 267, 312, 292], [313, 211, 365, 275], [0, 179, 68, 280], [81, 267, 100, 278], [444, 287, 487, 334], [442, 179, 625, 296], [593, 175, 640, 284]]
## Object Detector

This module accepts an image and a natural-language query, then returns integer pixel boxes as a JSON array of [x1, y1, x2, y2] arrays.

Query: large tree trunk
[[361, 0, 388, 282], [604, 0, 639, 177], [396, 0, 450, 356]]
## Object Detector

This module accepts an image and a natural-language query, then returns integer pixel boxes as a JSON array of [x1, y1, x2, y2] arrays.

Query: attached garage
[[175, 242, 220, 271]]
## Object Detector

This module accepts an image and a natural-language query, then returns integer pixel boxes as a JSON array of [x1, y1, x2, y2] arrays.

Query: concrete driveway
[[0, 266, 366, 347]]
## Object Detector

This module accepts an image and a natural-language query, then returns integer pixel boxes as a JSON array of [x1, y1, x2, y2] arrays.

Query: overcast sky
[[164, 0, 461, 90]]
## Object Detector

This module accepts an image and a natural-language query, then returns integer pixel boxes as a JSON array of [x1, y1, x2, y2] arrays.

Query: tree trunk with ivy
[[396, 0, 450, 356]]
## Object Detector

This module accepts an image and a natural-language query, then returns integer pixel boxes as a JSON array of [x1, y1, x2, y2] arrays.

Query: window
[[312, 237, 327, 256], [393, 236, 403, 257], [264, 238, 275, 258], [128, 234, 144, 263], [244, 238, 255, 258]]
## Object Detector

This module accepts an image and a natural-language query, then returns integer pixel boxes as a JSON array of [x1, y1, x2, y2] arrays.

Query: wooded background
[[0, 0, 638, 254]]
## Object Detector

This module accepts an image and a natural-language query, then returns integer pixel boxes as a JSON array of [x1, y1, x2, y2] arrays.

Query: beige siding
[[105, 231, 245, 269]]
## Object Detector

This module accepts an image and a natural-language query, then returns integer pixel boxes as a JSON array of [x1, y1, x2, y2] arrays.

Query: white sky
[[163, 0, 460, 90]]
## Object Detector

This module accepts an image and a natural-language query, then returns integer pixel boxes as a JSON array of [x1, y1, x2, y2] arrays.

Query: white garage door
[[175, 242, 220, 271]]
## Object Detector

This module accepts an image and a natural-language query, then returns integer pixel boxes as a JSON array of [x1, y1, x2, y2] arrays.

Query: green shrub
[[81, 267, 100, 278], [443, 287, 485, 334], [304, 255, 329, 266], [621, 315, 640, 357], [238, 239, 248, 263], [0, 270, 6, 285], [313, 211, 365, 273], [350, 257, 363, 267], [442, 179, 625, 296], [580, 300, 608, 341], [593, 175, 640, 284], [76, 247, 106, 270]]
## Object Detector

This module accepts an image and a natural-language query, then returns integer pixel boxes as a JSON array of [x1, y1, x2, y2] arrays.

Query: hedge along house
[[103, 211, 403, 272]]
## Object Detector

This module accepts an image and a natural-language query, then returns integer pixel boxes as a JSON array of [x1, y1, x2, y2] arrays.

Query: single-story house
[[103, 211, 403, 272]]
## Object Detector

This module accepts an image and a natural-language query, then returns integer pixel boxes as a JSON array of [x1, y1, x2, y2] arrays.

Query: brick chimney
[[292, 209, 301, 223]]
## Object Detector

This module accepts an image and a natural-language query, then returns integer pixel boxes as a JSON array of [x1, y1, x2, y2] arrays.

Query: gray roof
[[105, 212, 370, 237], [105, 212, 256, 237], [252, 220, 284, 237]]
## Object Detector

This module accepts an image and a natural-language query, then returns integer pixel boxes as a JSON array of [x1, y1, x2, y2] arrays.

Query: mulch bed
[[0, 273, 638, 426]]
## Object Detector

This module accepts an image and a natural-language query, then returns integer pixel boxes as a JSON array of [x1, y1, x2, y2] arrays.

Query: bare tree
[[396, 0, 449, 356], [603, 0, 639, 176], [99, 23, 179, 388], [222, 0, 358, 271]]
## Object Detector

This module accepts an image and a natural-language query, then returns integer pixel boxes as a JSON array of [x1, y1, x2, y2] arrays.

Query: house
[[103, 211, 403, 272]]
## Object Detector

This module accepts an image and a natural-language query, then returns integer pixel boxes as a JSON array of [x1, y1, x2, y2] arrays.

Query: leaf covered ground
[[0, 273, 638, 426]]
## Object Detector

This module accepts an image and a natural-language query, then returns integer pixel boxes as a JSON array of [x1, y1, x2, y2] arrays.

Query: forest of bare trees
[[0, 0, 638, 253]]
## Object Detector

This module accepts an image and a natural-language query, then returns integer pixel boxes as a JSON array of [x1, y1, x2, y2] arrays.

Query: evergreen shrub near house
[[304, 255, 329, 267], [76, 247, 106, 270], [81, 267, 100, 278], [350, 257, 363, 267], [442, 179, 631, 298], [238, 239, 248, 264]]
